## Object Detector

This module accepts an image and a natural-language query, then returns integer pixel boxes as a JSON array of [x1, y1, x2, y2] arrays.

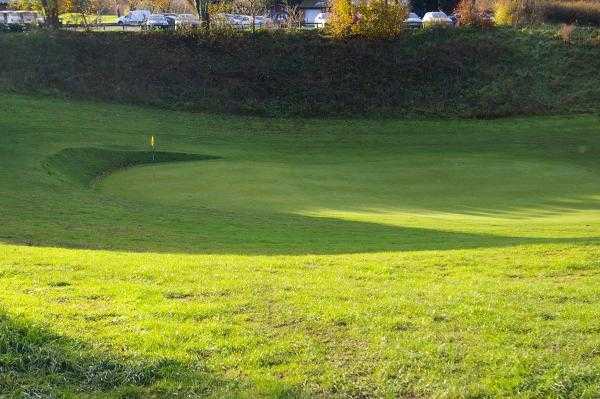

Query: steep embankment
[[0, 27, 599, 117], [44, 147, 217, 186]]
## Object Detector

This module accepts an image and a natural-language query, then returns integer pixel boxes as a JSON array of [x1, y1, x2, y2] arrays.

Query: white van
[[313, 12, 329, 28], [116, 9, 151, 26], [0, 11, 40, 27], [0, 11, 21, 25]]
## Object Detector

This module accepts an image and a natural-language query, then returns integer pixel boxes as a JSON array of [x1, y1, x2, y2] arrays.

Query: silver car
[[145, 14, 170, 29], [404, 12, 422, 28]]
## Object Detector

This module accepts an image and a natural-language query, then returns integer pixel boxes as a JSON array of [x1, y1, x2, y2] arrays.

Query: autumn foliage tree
[[329, 0, 408, 39], [329, 0, 353, 37], [455, 0, 492, 26], [494, 0, 541, 25]]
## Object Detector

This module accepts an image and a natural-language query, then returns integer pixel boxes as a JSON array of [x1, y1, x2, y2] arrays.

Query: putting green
[[101, 153, 600, 241]]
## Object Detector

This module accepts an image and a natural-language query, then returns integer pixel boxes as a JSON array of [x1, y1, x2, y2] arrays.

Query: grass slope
[[0, 26, 599, 117], [2, 94, 600, 397], [45, 147, 217, 185]]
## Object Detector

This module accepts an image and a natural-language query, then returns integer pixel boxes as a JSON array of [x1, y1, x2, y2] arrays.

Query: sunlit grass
[[59, 13, 118, 25], [1, 94, 600, 397]]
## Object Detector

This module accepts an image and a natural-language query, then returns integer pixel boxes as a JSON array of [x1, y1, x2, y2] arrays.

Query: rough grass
[[0, 26, 599, 118], [2, 94, 600, 397]]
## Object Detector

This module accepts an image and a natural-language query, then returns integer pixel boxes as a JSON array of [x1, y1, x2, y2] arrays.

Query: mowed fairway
[[2, 94, 600, 397]]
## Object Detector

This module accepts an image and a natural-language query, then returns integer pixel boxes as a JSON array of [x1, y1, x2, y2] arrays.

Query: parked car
[[422, 11, 453, 27], [219, 13, 245, 27], [163, 13, 199, 29], [269, 11, 288, 26], [116, 9, 150, 26], [448, 13, 458, 26], [163, 13, 179, 29], [145, 14, 170, 29], [0, 10, 40, 30], [17, 11, 38, 25], [252, 15, 270, 27], [313, 12, 329, 28], [481, 10, 494, 25], [233, 14, 252, 28], [404, 12, 422, 28], [214, 13, 236, 26], [0, 11, 16, 25], [177, 13, 201, 28]]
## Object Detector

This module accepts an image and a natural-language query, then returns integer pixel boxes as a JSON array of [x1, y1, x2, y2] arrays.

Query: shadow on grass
[[148, 213, 600, 255], [4, 208, 599, 256], [0, 313, 226, 397]]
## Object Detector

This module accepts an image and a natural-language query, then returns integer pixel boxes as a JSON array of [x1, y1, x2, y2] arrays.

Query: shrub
[[352, 0, 408, 38], [559, 22, 574, 44], [329, 0, 354, 37], [494, 0, 542, 26]]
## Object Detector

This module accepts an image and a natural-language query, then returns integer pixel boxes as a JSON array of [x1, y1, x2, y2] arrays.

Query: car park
[[422, 11, 453, 27], [404, 12, 422, 28]]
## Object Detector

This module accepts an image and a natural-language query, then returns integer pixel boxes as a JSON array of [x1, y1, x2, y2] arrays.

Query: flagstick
[[150, 135, 156, 181]]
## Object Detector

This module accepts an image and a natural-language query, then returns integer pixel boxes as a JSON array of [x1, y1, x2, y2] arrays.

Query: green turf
[[2, 94, 600, 397]]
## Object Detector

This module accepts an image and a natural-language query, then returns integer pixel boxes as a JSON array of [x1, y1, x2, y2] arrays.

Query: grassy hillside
[[0, 26, 599, 117], [2, 94, 600, 397]]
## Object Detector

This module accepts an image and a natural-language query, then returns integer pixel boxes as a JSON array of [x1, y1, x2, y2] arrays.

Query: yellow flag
[[150, 135, 155, 148]]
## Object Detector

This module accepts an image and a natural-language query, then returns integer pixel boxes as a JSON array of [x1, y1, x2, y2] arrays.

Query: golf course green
[[2, 94, 600, 397]]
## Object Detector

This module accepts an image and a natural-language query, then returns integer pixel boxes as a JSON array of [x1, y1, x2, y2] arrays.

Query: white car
[[404, 12, 422, 28], [220, 13, 248, 28], [236, 15, 253, 28], [252, 15, 270, 27], [422, 11, 453, 27], [117, 9, 151, 26], [145, 14, 170, 29], [313, 12, 329, 28]]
